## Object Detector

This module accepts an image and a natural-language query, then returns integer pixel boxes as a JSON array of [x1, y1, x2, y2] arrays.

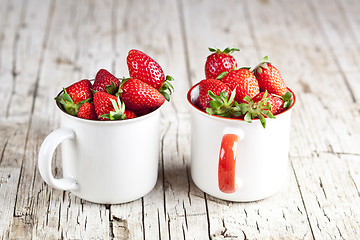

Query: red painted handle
[[218, 134, 239, 193]]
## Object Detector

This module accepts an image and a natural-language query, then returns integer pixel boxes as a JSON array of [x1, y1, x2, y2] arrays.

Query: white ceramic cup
[[38, 94, 162, 204], [187, 83, 296, 202]]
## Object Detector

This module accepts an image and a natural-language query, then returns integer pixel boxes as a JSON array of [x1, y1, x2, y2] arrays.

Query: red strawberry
[[253, 56, 287, 96], [92, 69, 120, 95], [127, 49, 174, 101], [93, 92, 126, 121], [197, 79, 232, 111], [119, 78, 165, 111], [127, 49, 164, 89], [124, 109, 137, 119], [77, 102, 97, 120], [239, 91, 275, 128], [134, 108, 152, 116], [252, 92, 284, 115], [205, 47, 239, 79], [197, 79, 243, 118], [220, 68, 260, 103], [55, 79, 92, 116]]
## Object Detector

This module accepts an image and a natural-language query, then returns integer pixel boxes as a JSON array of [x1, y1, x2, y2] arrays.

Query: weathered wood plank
[[0, 0, 50, 238]]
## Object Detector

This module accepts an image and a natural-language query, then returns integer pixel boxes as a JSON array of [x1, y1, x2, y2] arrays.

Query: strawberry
[[238, 90, 293, 127], [134, 108, 152, 116], [92, 69, 120, 95], [118, 78, 165, 111], [93, 92, 126, 121], [220, 68, 260, 103], [55, 79, 92, 116], [197, 79, 232, 111], [255, 91, 294, 114], [252, 92, 284, 115], [253, 56, 287, 96], [77, 102, 97, 120], [127, 49, 174, 101], [239, 91, 275, 128], [124, 109, 137, 119], [205, 47, 239, 79]]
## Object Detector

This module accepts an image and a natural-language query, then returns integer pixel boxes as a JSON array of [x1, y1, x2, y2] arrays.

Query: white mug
[[38, 95, 163, 204], [187, 83, 296, 202]]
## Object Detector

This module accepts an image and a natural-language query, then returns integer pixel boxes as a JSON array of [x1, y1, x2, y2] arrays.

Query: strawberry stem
[[100, 96, 126, 120], [55, 88, 89, 116], [208, 47, 240, 55], [159, 75, 174, 102], [239, 90, 275, 128], [206, 88, 241, 117]]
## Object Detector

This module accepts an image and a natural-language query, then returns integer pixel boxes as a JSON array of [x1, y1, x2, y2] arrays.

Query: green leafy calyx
[[159, 75, 175, 102], [100, 96, 127, 120], [208, 47, 240, 55], [205, 88, 241, 118], [239, 91, 275, 128], [54, 88, 89, 116], [254, 56, 271, 74]]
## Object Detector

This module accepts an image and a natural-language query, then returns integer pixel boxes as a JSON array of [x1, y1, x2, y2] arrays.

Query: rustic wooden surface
[[1, 0, 360, 239]]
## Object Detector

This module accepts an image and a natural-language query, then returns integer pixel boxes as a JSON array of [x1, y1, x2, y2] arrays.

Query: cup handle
[[38, 128, 78, 190], [218, 129, 243, 193]]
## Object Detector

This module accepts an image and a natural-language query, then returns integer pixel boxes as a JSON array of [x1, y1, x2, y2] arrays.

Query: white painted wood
[[1, 0, 360, 239]]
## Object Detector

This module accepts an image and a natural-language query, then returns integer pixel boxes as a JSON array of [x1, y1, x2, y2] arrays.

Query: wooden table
[[1, 0, 360, 239]]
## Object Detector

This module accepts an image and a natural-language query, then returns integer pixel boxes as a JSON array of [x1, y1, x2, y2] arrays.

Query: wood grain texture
[[0, 0, 360, 239]]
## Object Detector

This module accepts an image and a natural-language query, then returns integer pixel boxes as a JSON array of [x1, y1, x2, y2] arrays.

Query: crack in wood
[[108, 206, 115, 239], [204, 193, 211, 239], [141, 197, 145, 240], [185, 164, 192, 206], [57, 202, 61, 231], [319, 177, 327, 199], [291, 160, 316, 239], [167, 213, 171, 240], [210, 218, 240, 240], [157, 209, 162, 240], [182, 201, 188, 230], [0, 140, 8, 165], [182, 223, 186, 240]]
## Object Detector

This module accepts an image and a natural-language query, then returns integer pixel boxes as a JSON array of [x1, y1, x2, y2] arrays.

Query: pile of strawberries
[[195, 47, 294, 128], [55, 49, 174, 120]]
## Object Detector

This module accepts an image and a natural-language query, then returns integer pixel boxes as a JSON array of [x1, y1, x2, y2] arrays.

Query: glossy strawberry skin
[[120, 78, 165, 111], [66, 79, 92, 104], [93, 92, 118, 121], [92, 69, 120, 94], [124, 109, 137, 119], [221, 69, 260, 103], [197, 79, 232, 111], [205, 53, 237, 79], [254, 63, 287, 96], [77, 102, 97, 120], [252, 92, 285, 115], [127, 49, 165, 90]]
